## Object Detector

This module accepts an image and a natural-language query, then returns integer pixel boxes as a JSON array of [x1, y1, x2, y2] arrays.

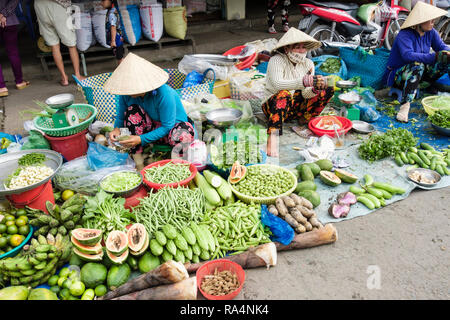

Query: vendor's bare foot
[[396, 102, 410, 123], [75, 74, 87, 81], [60, 75, 69, 86]]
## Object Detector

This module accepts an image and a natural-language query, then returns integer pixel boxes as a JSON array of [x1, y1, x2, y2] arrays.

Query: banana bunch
[[27, 194, 86, 237], [0, 233, 72, 288]]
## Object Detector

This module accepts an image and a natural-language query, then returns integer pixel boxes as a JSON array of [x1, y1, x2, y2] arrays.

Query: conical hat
[[273, 27, 321, 51], [104, 53, 169, 95], [401, 1, 447, 30]]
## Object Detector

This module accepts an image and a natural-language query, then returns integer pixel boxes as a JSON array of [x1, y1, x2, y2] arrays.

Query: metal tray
[[0, 150, 63, 196], [99, 170, 143, 198], [45, 93, 74, 110], [352, 120, 375, 134], [407, 168, 441, 188], [188, 54, 239, 66]]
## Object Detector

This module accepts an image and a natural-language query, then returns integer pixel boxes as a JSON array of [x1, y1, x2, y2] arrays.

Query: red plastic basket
[[308, 116, 353, 137], [223, 45, 257, 70], [141, 159, 198, 190], [196, 259, 245, 300]]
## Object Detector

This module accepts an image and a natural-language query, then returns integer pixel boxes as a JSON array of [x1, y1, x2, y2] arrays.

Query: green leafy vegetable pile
[[358, 128, 418, 162], [319, 58, 341, 74], [428, 109, 450, 128], [18, 153, 46, 167]]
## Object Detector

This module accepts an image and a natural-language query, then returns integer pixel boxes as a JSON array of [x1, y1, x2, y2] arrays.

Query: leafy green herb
[[428, 109, 450, 128], [319, 57, 341, 74], [358, 128, 418, 162], [18, 153, 46, 167]]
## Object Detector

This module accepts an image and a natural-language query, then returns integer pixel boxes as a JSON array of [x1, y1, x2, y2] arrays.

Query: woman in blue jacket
[[104, 53, 195, 155], [384, 1, 449, 122]]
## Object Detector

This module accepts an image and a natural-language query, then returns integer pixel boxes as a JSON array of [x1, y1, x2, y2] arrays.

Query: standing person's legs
[[1, 25, 28, 89], [68, 46, 84, 80], [0, 27, 7, 95], [267, 0, 279, 33], [281, 0, 290, 32], [51, 43, 69, 86]]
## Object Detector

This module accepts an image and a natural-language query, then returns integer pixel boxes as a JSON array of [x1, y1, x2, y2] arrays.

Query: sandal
[[0, 88, 8, 97], [16, 81, 30, 90], [60, 79, 69, 87]]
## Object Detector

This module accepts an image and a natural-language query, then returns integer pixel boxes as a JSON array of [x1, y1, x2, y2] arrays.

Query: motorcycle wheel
[[384, 13, 408, 50], [307, 24, 341, 57], [436, 17, 450, 45]]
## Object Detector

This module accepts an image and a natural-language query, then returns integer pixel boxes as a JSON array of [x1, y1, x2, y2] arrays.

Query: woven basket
[[33, 104, 97, 137], [227, 164, 297, 205], [422, 95, 450, 116], [165, 68, 216, 100]]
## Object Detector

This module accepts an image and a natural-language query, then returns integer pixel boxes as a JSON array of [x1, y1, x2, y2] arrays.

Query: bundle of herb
[[428, 109, 450, 128]]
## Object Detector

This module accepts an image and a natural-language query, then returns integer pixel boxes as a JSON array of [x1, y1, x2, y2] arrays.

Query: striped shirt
[[263, 53, 318, 103], [53, 0, 71, 8]]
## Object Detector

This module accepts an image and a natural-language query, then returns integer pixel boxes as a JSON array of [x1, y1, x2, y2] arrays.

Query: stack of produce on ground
[[393, 143, 450, 176], [0, 233, 71, 288], [209, 140, 263, 170], [82, 190, 135, 237], [143, 161, 192, 184], [200, 202, 272, 259], [28, 194, 86, 237], [200, 268, 240, 297], [0, 208, 31, 256], [133, 187, 205, 236], [190, 170, 235, 210], [229, 163, 296, 199], [269, 194, 323, 233]]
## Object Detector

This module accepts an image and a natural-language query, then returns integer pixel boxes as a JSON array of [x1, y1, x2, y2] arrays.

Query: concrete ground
[[0, 13, 449, 300]]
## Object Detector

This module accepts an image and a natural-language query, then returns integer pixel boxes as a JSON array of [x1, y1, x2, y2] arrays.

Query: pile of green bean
[[144, 162, 192, 184], [133, 187, 205, 236], [200, 201, 272, 260], [233, 166, 294, 198]]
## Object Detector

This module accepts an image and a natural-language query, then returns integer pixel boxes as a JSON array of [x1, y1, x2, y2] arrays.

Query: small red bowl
[[223, 45, 257, 70], [141, 159, 197, 190], [196, 259, 245, 300], [308, 116, 353, 137]]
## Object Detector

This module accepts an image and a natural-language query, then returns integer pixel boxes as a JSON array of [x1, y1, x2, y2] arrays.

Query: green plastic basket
[[33, 104, 97, 137], [228, 164, 297, 205]]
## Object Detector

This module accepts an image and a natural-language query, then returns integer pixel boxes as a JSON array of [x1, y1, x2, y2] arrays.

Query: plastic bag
[[53, 156, 136, 195], [312, 55, 348, 79], [87, 142, 131, 170], [178, 55, 229, 81], [182, 70, 204, 88], [354, 90, 380, 123], [261, 205, 295, 245], [21, 130, 51, 150], [182, 93, 224, 121]]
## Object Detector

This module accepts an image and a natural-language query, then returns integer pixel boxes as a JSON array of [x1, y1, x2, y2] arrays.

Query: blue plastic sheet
[[353, 90, 380, 123], [261, 204, 295, 245], [87, 142, 129, 170]]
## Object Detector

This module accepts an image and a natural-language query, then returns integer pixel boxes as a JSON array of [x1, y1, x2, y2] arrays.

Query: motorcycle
[[297, 0, 409, 56]]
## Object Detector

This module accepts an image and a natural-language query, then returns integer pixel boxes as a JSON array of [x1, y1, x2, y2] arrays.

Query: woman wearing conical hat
[[104, 53, 196, 155], [261, 27, 334, 157], [384, 1, 449, 123]]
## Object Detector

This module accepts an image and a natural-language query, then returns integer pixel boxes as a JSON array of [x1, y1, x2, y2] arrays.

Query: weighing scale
[[335, 80, 361, 121], [45, 93, 80, 128]]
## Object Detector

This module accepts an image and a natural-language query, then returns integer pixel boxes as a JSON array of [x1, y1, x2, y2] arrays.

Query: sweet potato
[[275, 198, 289, 217], [283, 213, 299, 228], [309, 217, 323, 229], [289, 208, 307, 224], [268, 205, 278, 216], [297, 205, 315, 218], [295, 224, 306, 233], [281, 196, 296, 208]]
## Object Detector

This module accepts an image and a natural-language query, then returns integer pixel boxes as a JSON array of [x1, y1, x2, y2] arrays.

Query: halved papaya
[[105, 231, 128, 257], [229, 161, 247, 184]]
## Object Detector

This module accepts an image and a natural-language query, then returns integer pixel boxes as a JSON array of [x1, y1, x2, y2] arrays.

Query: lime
[[15, 217, 27, 227], [80, 288, 95, 300], [9, 210, 17, 217], [50, 286, 60, 295], [16, 209, 27, 217], [62, 190, 75, 201], [63, 278, 73, 290], [4, 215, 15, 222], [9, 234, 24, 247], [0, 250, 4, 255], [57, 276, 67, 287], [68, 269, 80, 280], [18, 225, 30, 236], [0, 237, 7, 248], [7, 225, 18, 235], [59, 288, 71, 300], [69, 280, 86, 297], [48, 275, 59, 287], [0, 224, 6, 234], [59, 267, 71, 278], [68, 295, 79, 300], [94, 284, 107, 297], [5, 220, 15, 227]]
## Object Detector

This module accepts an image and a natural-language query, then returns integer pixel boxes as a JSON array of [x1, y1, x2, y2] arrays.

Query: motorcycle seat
[[306, 0, 360, 12]]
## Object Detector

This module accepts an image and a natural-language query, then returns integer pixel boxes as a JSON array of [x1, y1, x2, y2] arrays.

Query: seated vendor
[[104, 53, 196, 156], [262, 27, 334, 157], [383, 1, 449, 123]]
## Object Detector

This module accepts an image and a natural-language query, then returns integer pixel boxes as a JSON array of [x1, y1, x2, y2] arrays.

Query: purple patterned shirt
[[0, 0, 19, 27]]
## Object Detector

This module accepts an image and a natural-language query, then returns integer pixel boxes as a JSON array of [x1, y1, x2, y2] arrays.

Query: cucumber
[[349, 186, 366, 195], [194, 172, 221, 206], [430, 156, 438, 171], [371, 187, 392, 200], [409, 153, 424, 167], [420, 143, 435, 151], [190, 222, 209, 251], [357, 195, 375, 210], [181, 227, 197, 246], [361, 193, 381, 208], [162, 224, 177, 240], [418, 151, 431, 166], [165, 239, 177, 256], [366, 187, 384, 199], [203, 170, 222, 188], [435, 164, 445, 176], [443, 166, 450, 176], [372, 182, 405, 195], [408, 147, 418, 153], [400, 152, 409, 164], [407, 152, 416, 164], [394, 154, 404, 167], [209, 171, 233, 201], [364, 174, 374, 186]]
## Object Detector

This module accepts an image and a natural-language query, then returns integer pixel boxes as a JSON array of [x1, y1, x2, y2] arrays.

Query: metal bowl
[[205, 108, 243, 129], [45, 93, 74, 109], [0, 150, 63, 197], [431, 123, 450, 137], [99, 170, 143, 198], [407, 168, 442, 188], [336, 80, 358, 89], [352, 120, 375, 134]]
